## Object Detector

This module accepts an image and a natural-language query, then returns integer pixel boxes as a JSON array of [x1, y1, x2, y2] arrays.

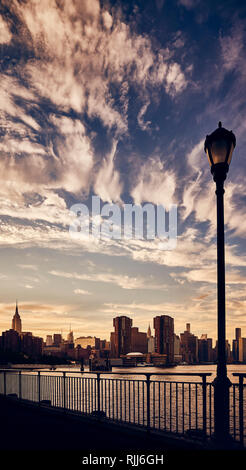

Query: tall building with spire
[[67, 326, 74, 344], [147, 323, 155, 353], [12, 301, 22, 335]]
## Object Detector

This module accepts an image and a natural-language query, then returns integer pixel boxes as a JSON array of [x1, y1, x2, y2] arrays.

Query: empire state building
[[12, 301, 22, 335]]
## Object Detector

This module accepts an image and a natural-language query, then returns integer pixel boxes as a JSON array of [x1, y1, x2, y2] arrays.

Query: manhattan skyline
[[0, 0, 245, 344]]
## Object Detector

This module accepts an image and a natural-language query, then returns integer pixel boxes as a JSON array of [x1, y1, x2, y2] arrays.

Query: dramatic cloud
[[131, 156, 177, 207], [0, 0, 245, 341], [0, 14, 12, 43]]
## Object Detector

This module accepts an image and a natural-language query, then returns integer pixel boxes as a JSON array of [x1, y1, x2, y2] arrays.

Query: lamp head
[[204, 122, 236, 182]]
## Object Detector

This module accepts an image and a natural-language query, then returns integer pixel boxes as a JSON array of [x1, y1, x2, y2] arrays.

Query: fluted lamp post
[[204, 122, 236, 443]]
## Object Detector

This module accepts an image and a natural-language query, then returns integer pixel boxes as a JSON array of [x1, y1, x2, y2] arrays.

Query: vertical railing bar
[[141, 380, 145, 426], [77, 377, 79, 412], [104, 379, 106, 416], [112, 379, 115, 420], [209, 383, 212, 436], [87, 377, 89, 413], [58, 375, 60, 407], [232, 384, 236, 440], [50, 375, 52, 405], [86, 376, 88, 414], [159, 381, 161, 429], [164, 381, 166, 430], [120, 380, 122, 422], [79, 377, 81, 412], [71, 377, 73, 410], [124, 380, 126, 422], [182, 383, 185, 434], [82, 376, 84, 413], [170, 382, 172, 432], [176, 382, 178, 433], [88, 378, 90, 413], [18, 371, 22, 400], [239, 375, 244, 446], [63, 372, 66, 410], [55, 376, 57, 407], [146, 375, 150, 433], [195, 383, 198, 430], [109, 378, 111, 419], [93, 377, 95, 412], [68, 377, 72, 410], [84, 377, 88, 414], [97, 374, 101, 416], [116, 379, 119, 421], [73, 377, 76, 411], [54, 375, 56, 406], [38, 372, 41, 404], [128, 380, 131, 423], [106, 378, 108, 415], [53, 375, 55, 406], [3, 371, 6, 396], [202, 376, 207, 438], [80, 376, 82, 412], [68, 376, 70, 409], [153, 381, 155, 429], [188, 382, 191, 430], [85, 378, 88, 414], [138, 380, 140, 425]]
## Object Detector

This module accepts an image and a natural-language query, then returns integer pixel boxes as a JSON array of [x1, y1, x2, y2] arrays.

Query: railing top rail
[[232, 373, 246, 377], [0, 368, 212, 377]]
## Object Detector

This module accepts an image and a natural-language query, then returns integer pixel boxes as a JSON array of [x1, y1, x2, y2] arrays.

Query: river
[[48, 363, 246, 383]]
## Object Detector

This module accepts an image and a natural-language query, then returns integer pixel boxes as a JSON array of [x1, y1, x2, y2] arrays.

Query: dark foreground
[[0, 396, 244, 468]]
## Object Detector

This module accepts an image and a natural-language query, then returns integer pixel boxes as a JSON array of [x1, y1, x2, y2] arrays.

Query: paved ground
[[0, 396, 244, 467]]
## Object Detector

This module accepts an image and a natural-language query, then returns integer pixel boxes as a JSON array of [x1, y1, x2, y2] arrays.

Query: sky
[[0, 0, 245, 344]]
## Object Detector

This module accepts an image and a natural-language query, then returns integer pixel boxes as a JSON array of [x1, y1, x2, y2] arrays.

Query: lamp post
[[204, 122, 236, 443]]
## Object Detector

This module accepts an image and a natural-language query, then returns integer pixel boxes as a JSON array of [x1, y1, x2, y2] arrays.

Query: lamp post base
[[212, 374, 232, 444]]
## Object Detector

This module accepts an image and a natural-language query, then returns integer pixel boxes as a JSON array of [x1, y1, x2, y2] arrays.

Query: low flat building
[[75, 336, 100, 349]]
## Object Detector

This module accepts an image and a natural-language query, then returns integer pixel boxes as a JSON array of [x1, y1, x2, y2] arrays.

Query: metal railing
[[0, 369, 245, 445], [232, 373, 246, 445]]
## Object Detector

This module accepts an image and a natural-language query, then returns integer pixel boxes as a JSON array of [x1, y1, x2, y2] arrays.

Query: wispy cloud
[[49, 269, 165, 290], [17, 264, 38, 271], [73, 289, 92, 296]]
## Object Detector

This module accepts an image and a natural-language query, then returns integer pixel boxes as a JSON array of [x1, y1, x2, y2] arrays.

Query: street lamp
[[204, 122, 236, 443]]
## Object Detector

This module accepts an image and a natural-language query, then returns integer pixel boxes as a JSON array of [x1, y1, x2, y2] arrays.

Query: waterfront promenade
[[0, 393, 244, 467], [1, 366, 246, 466]]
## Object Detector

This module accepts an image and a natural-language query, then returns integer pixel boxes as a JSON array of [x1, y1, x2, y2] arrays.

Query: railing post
[[97, 373, 101, 416], [19, 371, 22, 400], [146, 375, 150, 433], [239, 375, 244, 446], [63, 372, 66, 410], [202, 375, 207, 438], [3, 371, 6, 396], [38, 371, 41, 404]]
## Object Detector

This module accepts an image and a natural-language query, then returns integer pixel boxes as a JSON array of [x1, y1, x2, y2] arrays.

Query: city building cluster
[[0, 304, 246, 365]]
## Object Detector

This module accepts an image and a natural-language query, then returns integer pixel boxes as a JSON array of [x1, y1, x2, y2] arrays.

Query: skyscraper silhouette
[[12, 301, 22, 335]]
